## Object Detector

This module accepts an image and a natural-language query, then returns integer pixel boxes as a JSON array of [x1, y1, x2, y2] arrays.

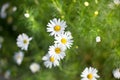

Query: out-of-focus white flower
[[94, 11, 99, 16], [108, 3, 115, 9], [24, 13, 30, 18], [75, 46, 78, 49], [12, 6, 17, 12], [48, 44, 66, 60], [113, 68, 120, 79], [42, 54, 59, 69], [54, 31, 73, 49], [0, 3, 10, 18], [95, 0, 98, 4], [84, 1, 89, 7], [114, 0, 120, 5], [81, 67, 100, 80], [4, 70, 11, 79], [14, 51, 24, 65], [96, 36, 101, 43], [30, 63, 40, 73], [47, 18, 67, 36], [16, 33, 32, 51]]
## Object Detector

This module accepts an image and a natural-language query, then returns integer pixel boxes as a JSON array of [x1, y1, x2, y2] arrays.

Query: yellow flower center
[[87, 73, 93, 80], [55, 48, 61, 54], [23, 39, 27, 44], [61, 38, 67, 44], [54, 25, 61, 31], [50, 57, 55, 62]]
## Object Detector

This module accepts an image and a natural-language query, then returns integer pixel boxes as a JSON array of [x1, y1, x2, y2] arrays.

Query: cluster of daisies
[[42, 18, 73, 68], [14, 18, 74, 72], [15, 33, 40, 73], [13, 18, 120, 80]]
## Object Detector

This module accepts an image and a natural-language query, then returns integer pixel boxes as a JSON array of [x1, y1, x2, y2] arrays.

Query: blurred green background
[[0, 0, 120, 80]]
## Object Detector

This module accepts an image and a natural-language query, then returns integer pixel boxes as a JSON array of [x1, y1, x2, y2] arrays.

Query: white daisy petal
[[42, 56, 48, 61], [81, 78, 89, 80], [54, 60, 59, 66]]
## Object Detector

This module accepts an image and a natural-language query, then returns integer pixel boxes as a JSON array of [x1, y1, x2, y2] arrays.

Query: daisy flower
[[42, 54, 59, 69], [24, 13, 30, 18], [4, 70, 11, 79], [48, 44, 66, 60], [16, 33, 32, 51], [113, 0, 120, 5], [54, 31, 73, 49], [113, 68, 120, 79], [108, 2, 115, 9], [81, 67, 100, 80], [96, 36, 101, 43], [14, 51, 24, 65], [84, 1, 89, 7], [0, 3, 10, 19], [47, 18, 67, 36], [94, 11, 99, 16], [29, 63, 40, 73]]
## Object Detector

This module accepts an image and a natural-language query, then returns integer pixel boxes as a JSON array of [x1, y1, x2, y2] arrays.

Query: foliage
[[0, 0, 120, 80]]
